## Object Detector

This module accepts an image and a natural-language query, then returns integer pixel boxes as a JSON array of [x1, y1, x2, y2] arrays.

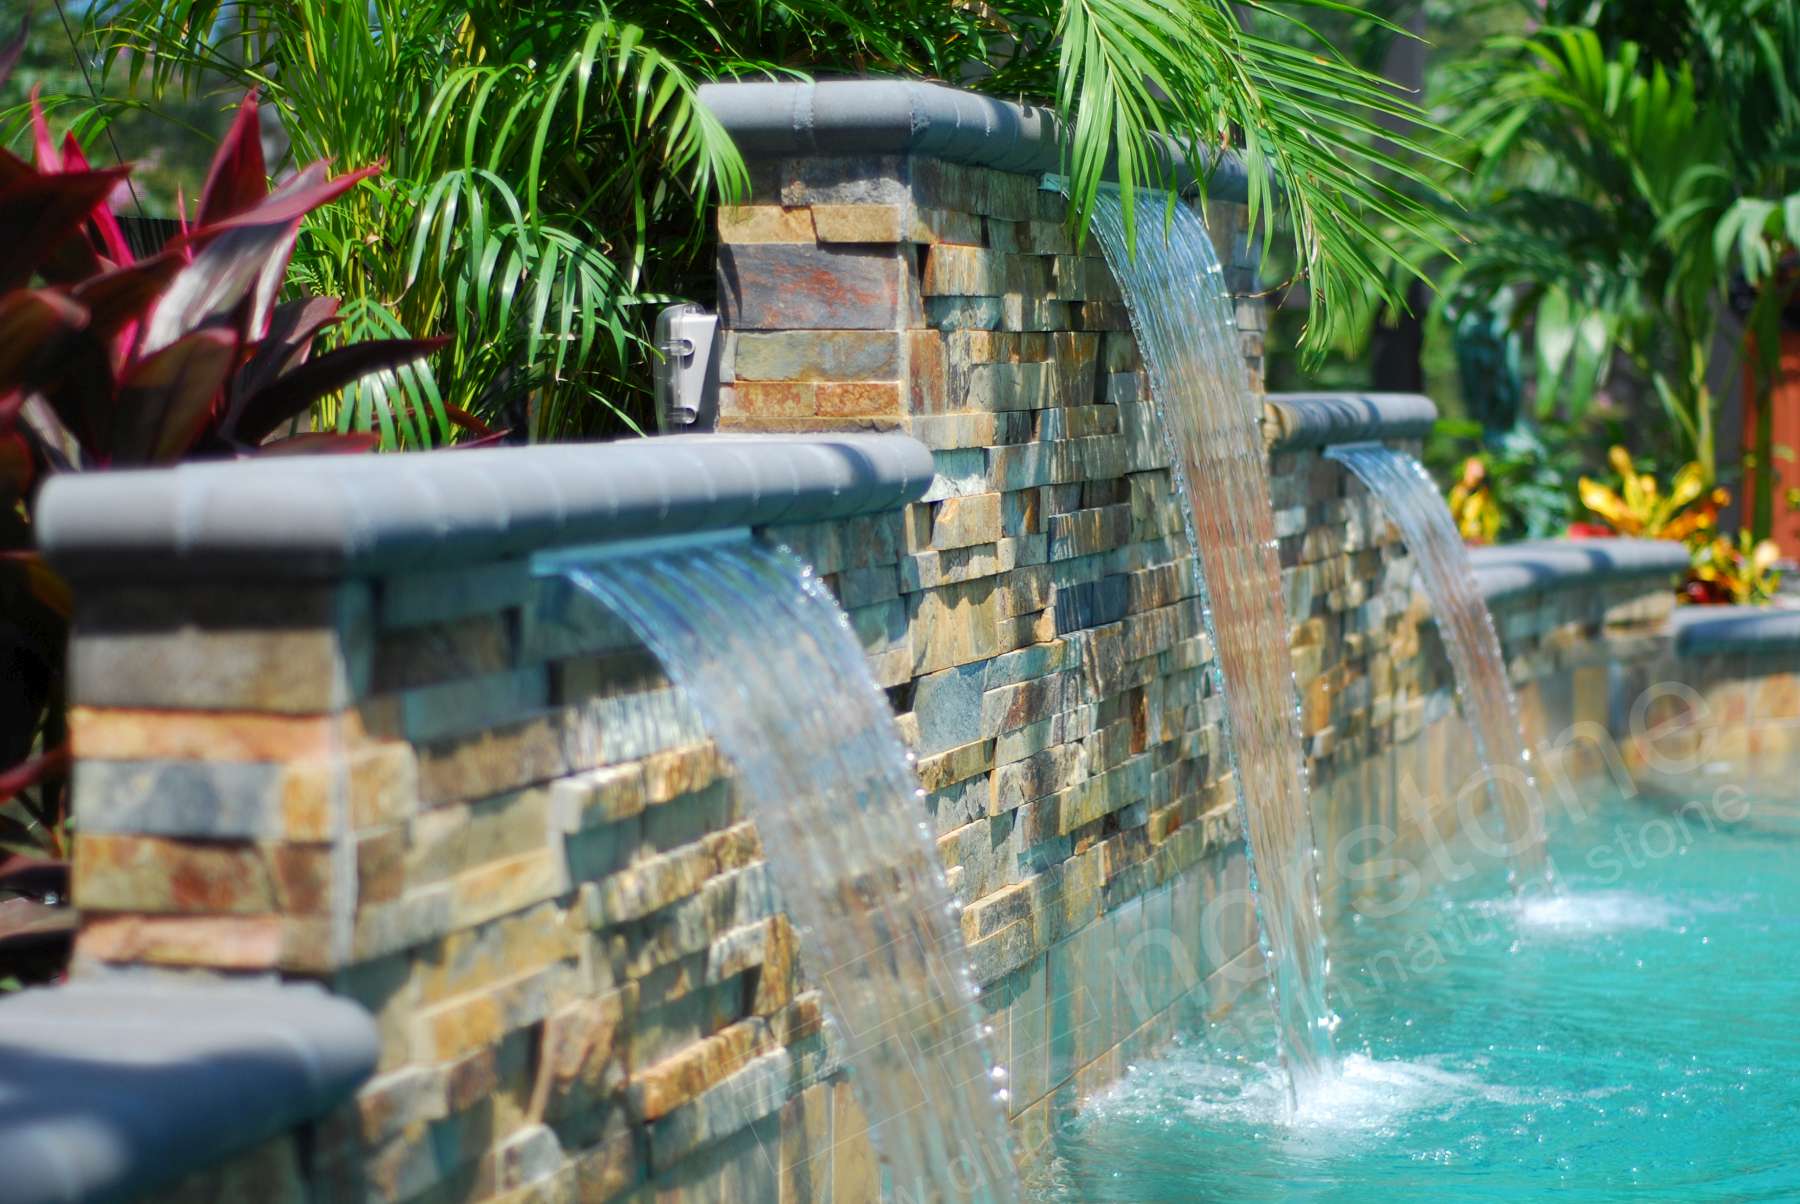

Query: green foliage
[[1436, 5, 1800, 525], [45, 0, 746, 443], [1025, 0, 1452, 350], [0, 2, 232, 213], [1428, 417, 1606, 543], [32, 0, 1447, 441]]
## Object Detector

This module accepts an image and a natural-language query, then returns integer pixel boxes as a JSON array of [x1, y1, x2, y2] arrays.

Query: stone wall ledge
[[0, 977, 376, 1204], [37, 433, 934, 583], [1671, 604, 1800, 655], [697, 79, 1251, 202], [1263, 392, 1438, 449], [1468, 537, 1691, 602]]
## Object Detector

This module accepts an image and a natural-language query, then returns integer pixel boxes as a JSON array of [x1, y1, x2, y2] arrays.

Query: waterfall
[[1325, 444, 1553, 886], [1085, 193, 1338, 1094], [557, 537, 1017, 1202]]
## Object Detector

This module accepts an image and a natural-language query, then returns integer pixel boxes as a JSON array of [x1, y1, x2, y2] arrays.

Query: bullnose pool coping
[[696, 79, 1252, 203], [1670, 604, 1800, 655], [1263, 392, 1439, 449], [1467, 538, 1692, 602], [0, 977, 377, 1204], [37, 433, 936, 583]]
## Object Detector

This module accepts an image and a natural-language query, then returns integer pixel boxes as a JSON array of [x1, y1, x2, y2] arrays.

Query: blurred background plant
[[1438, 6, 1800, 512], [1573, 447, 1729, 544], [13, 0, 1448, 444], [1251, 0, 1800, 589], [1686, 529, 1783, 604], [1435, 417, 1608, 544]]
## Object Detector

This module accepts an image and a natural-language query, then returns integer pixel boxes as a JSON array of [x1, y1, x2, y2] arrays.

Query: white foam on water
[[1484, 890, 1684, 936], [1079, 1045, 1500, 1152], [1288, 1054, 1489, 1133]]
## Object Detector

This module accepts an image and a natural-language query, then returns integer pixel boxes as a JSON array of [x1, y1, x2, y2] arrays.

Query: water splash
[[1491, 890, 1681, 936], [558, 538, 1017, 1202], [1325, 444, 1553, 886], [1085, 192, 1337, 1095]]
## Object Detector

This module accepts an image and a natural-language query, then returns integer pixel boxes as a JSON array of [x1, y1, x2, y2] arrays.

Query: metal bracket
[[653, 303, 722, 433]]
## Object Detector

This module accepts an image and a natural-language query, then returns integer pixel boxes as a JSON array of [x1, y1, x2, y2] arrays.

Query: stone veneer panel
[[56, 145, 1779, 1204]]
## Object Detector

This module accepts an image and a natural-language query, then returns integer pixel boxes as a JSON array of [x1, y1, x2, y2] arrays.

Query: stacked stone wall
[[59, 153, 1769, 1204]]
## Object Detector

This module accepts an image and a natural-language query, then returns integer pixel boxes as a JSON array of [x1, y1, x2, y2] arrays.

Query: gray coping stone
[[38, 433, 935, 583], [1264, 393, 1438, 449], [697, 79, 1252, 203], [1466, 538, 1691, 602], [0, 977, 377, 1204], [1670, 604, 1800, 655]]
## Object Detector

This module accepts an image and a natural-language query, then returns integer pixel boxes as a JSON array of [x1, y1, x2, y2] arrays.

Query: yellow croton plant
[[1577, 446, 1727, 543], [1690, 530, 1783, 605], [1578, 446, 1781, 604]]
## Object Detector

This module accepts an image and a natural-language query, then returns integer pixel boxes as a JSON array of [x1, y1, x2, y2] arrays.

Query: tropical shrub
[[1432, 417, 1602, 545], [1570, 444, 1786, 607], [1436, 5, 1800, 538], [1575, 447, 1727, 544], [0, 79, 440, 972], [1446, 456, 1502, 545], [7, 94, 445, 468], [1685, 530, 1783, 605], [41, 0, 1447, 441]]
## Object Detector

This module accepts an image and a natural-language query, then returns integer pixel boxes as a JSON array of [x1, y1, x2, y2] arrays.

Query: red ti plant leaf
[[23, 255, 189, 453], [71, 254, 183, 335], [0, 430, 34, 505], [0, 745, 69, 807], [108, 327, 238, 465], [449, 430, 514, 449], [58, 134, 135, 267], [0, 289, 89, 403], [229, 295, 340, 419], [0, 163, 132, 290], [142, 125, 377, 353], [231, 336, 446, 444], [443, 404, 498, 438], [28, 88, 61, 173], [140, 219, 301, 354], [0, 854, 67, 901], [68, 251, 183, 366], [190, 159, 382, 238], [0, 144, 29, 190], [196, 91, 268, 228]]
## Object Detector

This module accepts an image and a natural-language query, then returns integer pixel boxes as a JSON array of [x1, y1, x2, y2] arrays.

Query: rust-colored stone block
[[751, 915, 797, 1016], [627, 1015, 765, 1122], [907, 329, 948, 415], [717, 205, 816, 244], [76, 913, 288, 970], [356, 826, 407, 905], [816, 381, 903, 417], [811, 202, 908, 243], [724, 381, 818, 419], [73, 833, 335, 915], [417, 715, 569, 806], [68, 707, 350, 763]]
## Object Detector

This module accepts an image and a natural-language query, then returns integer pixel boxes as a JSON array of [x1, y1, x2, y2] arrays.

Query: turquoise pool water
[[1050, 788, 1800, 1200]]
